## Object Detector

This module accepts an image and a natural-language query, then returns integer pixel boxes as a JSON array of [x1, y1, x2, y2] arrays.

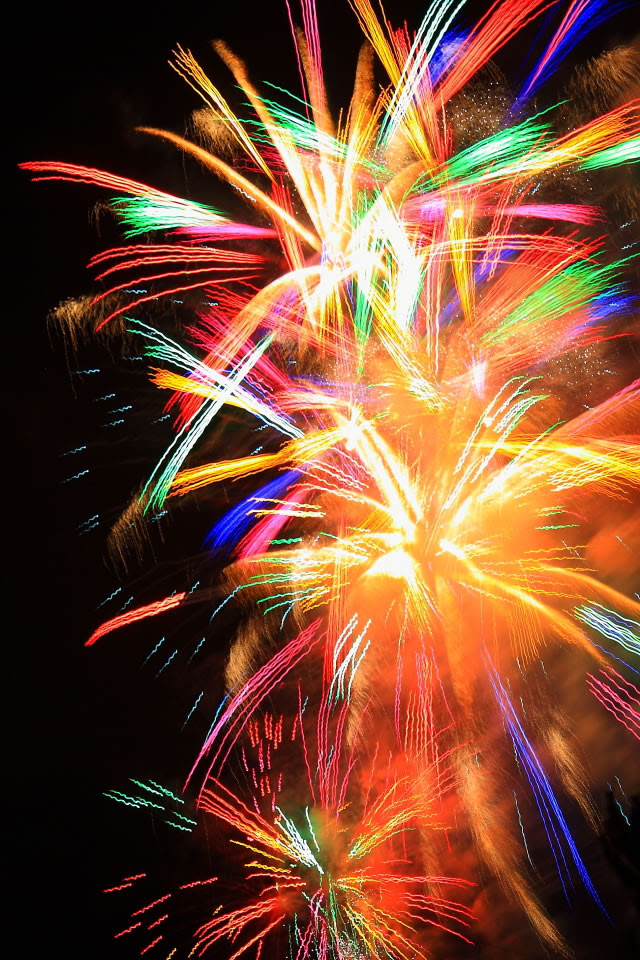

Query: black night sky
[[11, 2, 640, 958]]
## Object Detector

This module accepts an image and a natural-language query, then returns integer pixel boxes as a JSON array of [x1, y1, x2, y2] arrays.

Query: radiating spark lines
[[26, 0, 640, 956]]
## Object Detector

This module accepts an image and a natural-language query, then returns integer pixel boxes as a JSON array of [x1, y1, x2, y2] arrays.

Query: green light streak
[[536, 523, 579, 530], [110, 195, 225, 237], [138, 331, 276, 511], [164, 819, 193, 832], [482, 259, 623, 345], [275, 807, 324, 875], [581, 136, 640, 171], [304, 807, 322, 854], [575, 602, 640, 656], [104, 790, 164, 811]]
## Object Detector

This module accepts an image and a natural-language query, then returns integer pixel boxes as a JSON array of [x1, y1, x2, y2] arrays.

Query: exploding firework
[[194, 681, 474, 960], [22, 0, 640, 956]]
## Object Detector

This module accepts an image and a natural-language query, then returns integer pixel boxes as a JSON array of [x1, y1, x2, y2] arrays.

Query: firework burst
[[23, 0, 640, 955]]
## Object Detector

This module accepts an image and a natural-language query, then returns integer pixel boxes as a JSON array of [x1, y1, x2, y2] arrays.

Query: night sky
[[12, 2, 639, 958]]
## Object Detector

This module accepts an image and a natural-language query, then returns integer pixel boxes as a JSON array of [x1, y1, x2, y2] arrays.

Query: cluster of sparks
[[24, 0, 640, 957]]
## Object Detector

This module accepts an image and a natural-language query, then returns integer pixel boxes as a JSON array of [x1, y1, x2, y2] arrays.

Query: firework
[[23, 0, 640, 956], [192, 681, 474, 960]]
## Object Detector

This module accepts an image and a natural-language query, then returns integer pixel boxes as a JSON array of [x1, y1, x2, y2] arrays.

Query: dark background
[[10, 1, 639, 957]]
